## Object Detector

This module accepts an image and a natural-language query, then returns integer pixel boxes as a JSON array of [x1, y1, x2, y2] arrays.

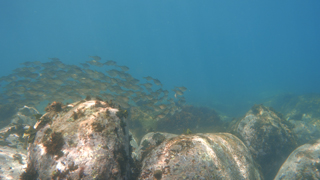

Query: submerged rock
[[156, 105, 225, 135], [230, 104, 297, 180], [265, 94, 320, 144], [21, 100, 132, 180], [139, 133, 262, 180], [133, 132, 177, 162], [0, 123, 28, 150], [274, 139, 320, 180], [289, 119, 320, 145], [265, 93, 320, 122], [0, 110, 33, 179], [0, 146, 27, 180], [10, 105, 39, 126]]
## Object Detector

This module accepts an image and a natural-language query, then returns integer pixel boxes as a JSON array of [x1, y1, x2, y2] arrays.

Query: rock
[[265, 93, 320, 144], [134, 132, 178, 161], [139, 133, 262, 180], [0, 146, 27, 180], [156, 105, 225, 135], [274, 139, 320, 180], [289, 119, 320, 145], [230, 104, 297, 180], [0, 115, 30, 179], [10, 105, 40, 126], [21, 100, 133, 180], [265, 93, 320, 122], [0, 123, 28, 150]]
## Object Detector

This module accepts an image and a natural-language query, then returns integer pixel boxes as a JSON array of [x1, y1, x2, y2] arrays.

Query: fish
[[86, 60, 103, 67], [175, 86, 188, 92], [89, 56, 101, 61], [159, 104, 167, 110], [117, 65, 130, 71], [20, 61, 34, 66], [143, 76, 153, 81], [152, 78, 162, 86], [141, 83, 153, 89], [48, 57, 60, 61], [106, 69, 121, 77], [173, 89, 184, 96], [80, 63, 90, 68], [104, 60, 117, 66], [0, 56, 187, 123]]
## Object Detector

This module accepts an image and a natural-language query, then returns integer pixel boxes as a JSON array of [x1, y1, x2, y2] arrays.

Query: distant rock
[[139, 133, 262, 180], [156, 105, 225, 134], [265, 93, 320, 122], [10, 105, 39, 125], [230, 104, 297, 180], [21, 100, 133, 180], [274, 139, 320, 180]]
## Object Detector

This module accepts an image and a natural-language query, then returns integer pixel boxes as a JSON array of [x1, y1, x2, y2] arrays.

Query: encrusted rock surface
[[0, 115, 30, 179], [133, 132, 177, 161], [230, 104, 297, 180], [21, 100, 132, 180], [139, 133, 262, 180], [274, 139, 320, 180], [0, 145, 27, 179]]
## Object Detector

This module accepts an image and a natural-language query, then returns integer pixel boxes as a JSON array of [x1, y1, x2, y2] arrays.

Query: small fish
[[173, 89, 184, 96], [159, 104, 167, 109], [155, 114, 166, 121], [48, 57, 60, 61], [117, 65, 130, 71], [86, 60, 103, 67], [152, 78, 162, 86], [175, 86, 187, 92], [80, 63, 90, 68], [106, 69, 121, 77], [141, 83, 153, 89], [104, 60, 117, 66], [89, 56, 101, 61], [20, 61, 33, 66], [143, 76, 153, 81], [173, 89, 184, 98]]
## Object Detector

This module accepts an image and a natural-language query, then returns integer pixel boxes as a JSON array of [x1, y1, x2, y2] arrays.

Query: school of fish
[[0, 56, 187, 121]]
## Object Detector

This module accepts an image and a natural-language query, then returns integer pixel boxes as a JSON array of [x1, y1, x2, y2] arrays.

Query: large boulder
[[21, 100, 133, 180], [139, 133, 262, 180], [230, 104, 297, 180], [274, 139, 320, 180]]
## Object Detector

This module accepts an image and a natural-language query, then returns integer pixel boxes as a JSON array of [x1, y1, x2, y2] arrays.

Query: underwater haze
[[1, 0, 320, 116]]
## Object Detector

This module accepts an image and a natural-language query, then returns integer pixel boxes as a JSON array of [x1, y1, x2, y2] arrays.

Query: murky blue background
[[1, 0, 320, 116]]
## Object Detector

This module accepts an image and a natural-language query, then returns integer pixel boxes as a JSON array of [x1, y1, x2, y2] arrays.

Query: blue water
[[1, 0, 320, 116]]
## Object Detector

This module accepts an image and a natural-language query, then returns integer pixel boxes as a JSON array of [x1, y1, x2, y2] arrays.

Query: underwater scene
[[1, 1, 320, 180]]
